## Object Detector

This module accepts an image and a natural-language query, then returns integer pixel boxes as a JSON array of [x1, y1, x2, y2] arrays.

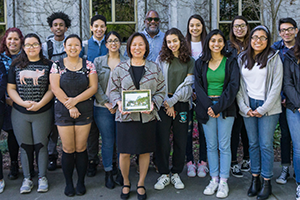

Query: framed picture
[[122, 89, 151, 112]]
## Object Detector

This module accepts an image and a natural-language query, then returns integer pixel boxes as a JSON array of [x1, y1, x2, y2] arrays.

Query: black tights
[[6, 129, 19, 162]]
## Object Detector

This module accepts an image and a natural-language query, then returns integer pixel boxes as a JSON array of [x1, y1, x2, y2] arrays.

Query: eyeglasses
[[107, 39, 120, 44], [233, 23, 247, 30], [251, 36, 268, 41], [146, 17, 160, 22], [24, 43, 40, 48], [279, 27, 296, 33]]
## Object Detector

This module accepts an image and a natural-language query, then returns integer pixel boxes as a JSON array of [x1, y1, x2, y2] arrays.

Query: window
[[218, 0, 261, 38], [90, 0, 137, 42], [0, 0, 6, 35]]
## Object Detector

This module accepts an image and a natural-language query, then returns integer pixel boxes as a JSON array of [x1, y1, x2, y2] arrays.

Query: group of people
[[0, 8, 299, 200]]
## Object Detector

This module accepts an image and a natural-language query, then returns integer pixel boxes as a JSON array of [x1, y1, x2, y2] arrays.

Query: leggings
[[11, 108, 53, 178]]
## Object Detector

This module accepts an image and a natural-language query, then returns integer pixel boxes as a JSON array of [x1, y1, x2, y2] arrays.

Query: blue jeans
[[243, 98, 279, 179], [286, 108, 300, 183], [202, 102, 234, 179], [94, 106, 116, 171]]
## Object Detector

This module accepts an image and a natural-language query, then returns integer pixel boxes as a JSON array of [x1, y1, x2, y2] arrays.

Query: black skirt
[[117, 120, 156, 154]]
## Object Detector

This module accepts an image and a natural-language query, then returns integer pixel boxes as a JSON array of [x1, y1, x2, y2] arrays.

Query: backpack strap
[[82, 40, 88, 60], [47, 40, 53, 60], [81, 58, 90, 76], [58, 57, 65, 71]]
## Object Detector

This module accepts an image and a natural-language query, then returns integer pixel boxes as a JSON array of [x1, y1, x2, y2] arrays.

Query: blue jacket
[[272, 40, 290, 62]]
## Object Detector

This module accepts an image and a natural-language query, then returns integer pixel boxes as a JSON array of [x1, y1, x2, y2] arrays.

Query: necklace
[[66, 58, 81, 70]]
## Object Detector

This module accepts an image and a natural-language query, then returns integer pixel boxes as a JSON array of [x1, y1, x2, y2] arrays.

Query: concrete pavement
[[0, 162, 297, 200]]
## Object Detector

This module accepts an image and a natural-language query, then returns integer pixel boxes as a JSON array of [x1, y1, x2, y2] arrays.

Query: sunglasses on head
[[146, 17, 160, 22]]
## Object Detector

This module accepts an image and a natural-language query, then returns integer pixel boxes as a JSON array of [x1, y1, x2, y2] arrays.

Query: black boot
[[248, 175, 261, 197], [115, 169, 124, 186], [105, 170, 116, 189], [8, 161, 19, 180], [112, 162, 118, 175], [257, 179, 272, 200]]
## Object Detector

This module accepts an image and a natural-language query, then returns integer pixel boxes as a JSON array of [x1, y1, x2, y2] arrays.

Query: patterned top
[[50, 59, 96, 76], [8, 60, 53, 114]]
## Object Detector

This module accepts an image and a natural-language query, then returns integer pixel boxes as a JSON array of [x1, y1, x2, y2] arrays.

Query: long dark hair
[[159, 28, 190, 63], [294, 30, 300, 63], [0, 27, 24, 57], [241, 25, 275, 70], [11, 33, 48, 69], [185, 14, 207, 52], [201, 29, 228, 62], [229, 16, 250, 54]]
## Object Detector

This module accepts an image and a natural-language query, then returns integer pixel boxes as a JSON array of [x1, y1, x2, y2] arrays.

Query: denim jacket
[[94, 54, 127, 106], [236, 51, 283, 117], [110, 59, 166, 123]]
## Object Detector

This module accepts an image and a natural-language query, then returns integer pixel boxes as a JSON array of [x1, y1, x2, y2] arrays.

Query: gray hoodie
[[236, 51, 283, 117], [42, 34, 67, 62]]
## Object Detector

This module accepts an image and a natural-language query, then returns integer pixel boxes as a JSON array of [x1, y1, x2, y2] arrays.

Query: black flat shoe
[[76, 182, 86, 196], [120, 185, 131, 199], [137, 186, 147, 200], [64, 184, 75, 197]]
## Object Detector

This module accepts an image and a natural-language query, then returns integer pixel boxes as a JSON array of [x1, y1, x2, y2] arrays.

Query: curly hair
[[0, 27, 23, 57], [159, 28, 191, 63], [47, 12, 71, 28], [11, 33, 49, 69]]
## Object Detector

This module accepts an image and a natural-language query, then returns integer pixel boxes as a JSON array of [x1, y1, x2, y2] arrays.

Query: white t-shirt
[[241, 62, 267, 100], [191, 41, 202, 60]]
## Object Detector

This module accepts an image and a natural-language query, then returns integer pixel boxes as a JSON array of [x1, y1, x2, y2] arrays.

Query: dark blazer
[[283, 48, 300, 112], [194, 54, 240, 124]]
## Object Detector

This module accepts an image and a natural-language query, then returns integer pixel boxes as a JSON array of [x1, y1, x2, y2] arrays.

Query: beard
[[146, 25, 159, 35]]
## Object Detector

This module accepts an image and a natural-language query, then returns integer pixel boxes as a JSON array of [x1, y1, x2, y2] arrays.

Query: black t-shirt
[[131, 65, 145, 90], [8, 60, 53, 114]]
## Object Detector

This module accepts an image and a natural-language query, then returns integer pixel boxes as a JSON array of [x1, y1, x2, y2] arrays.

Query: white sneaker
[[216, 181, 229, 198], [154, 174, 170, 190], [296, 184, 300, 200], [203, 179, 219, 195], [197, 162, 209, 177], [171, 173, 184, 189], [0, 179, 5, 193], [20, 178, 34, 194], [187, 161, 196, 177], [37, 177, 49, 192]]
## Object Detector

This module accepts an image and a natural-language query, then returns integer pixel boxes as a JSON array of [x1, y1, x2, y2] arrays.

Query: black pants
[[279, 106, 292, 165], [87, 120, 100, 163], [156, 102, 189, 174], [186, 108, 207, 163], [231, 113, 249, 162]]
